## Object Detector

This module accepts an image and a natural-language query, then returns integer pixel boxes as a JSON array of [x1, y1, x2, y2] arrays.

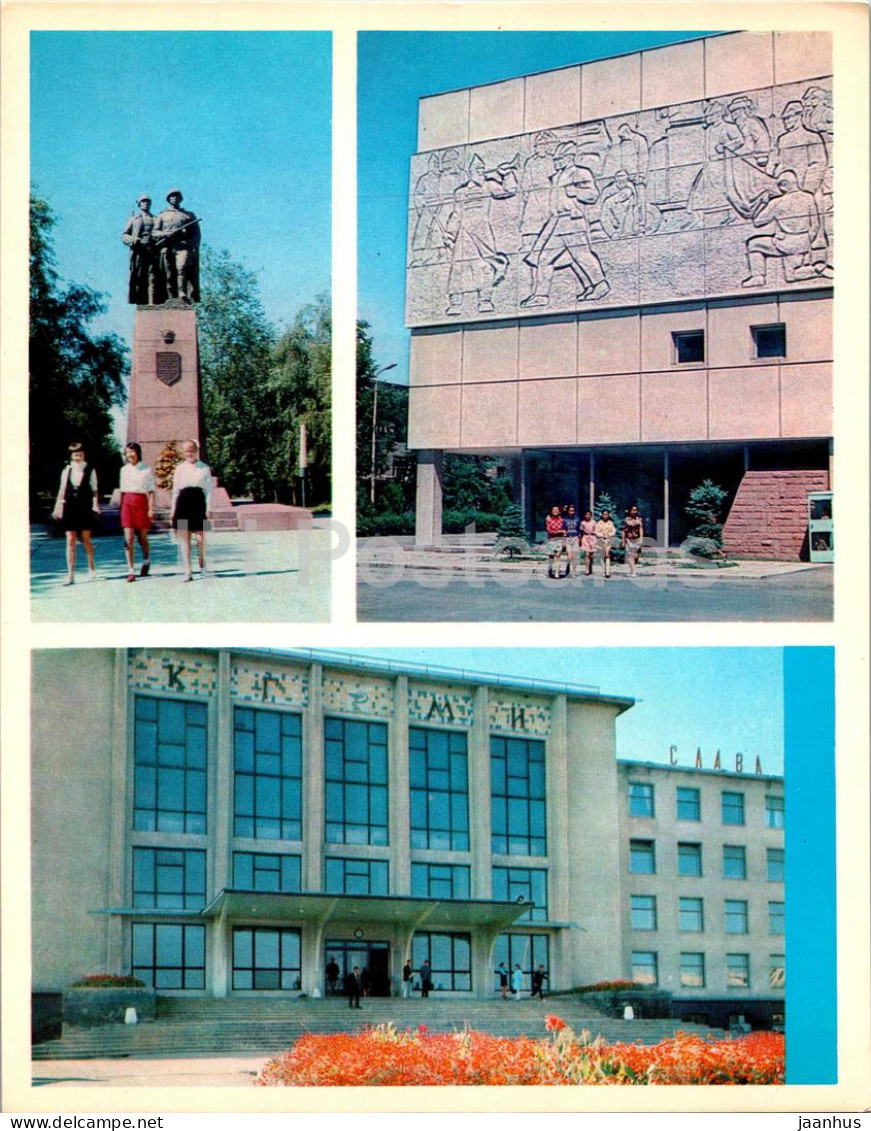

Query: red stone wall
[[723, 470, 830, 560]]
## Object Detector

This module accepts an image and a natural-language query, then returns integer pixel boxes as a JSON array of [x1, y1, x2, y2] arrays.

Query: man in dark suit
[[346, 965, 362, 1009]]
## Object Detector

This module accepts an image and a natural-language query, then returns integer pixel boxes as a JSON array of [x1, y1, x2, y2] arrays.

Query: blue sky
[[332, 647, 785, 775], [358, 30, 717, 384], [30, 32, 332, 345]]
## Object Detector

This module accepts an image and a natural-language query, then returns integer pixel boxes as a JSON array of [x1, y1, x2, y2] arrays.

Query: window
[[630, 894, 657, 930], [628, 781, 655, 817], [412, 931, 472, 992], [133, 696, 208, 834], [232, 927, 301, 990], [673, 330, 705, 363], [490, 736, 546, 856], [492, 867, 548, 922], [494, 933, 549, 987], [680, 952, 706, 988], [233, 852, 301, 893], [769, 953, 785, 989], [721, 791, 745, 826], [726, 953, 750, 988], [766, 795, 785, 829], [409, 727, 469, 850], [723, 845, 747, 880], [631, 951, 658, 986], [767, 847, 785, 883], [234, 708, 302, 840], [677, 842, 702, 877], [725, 899, 749, 934], [325, 856, 389, 896], [325, 718, 389, 846], [132, 923, 205, 989], [752, 323, 787, 358], [411, 863, 471, 901], [132, 848, 206, 909], [676, 787, 701, 821], [768, 900, 785, 935], [630, 839, 656, 874], [679, 896, 704, 932]]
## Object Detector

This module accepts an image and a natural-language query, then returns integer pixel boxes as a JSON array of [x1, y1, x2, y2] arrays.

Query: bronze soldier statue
[[153, 189, 201, 303], [121, 196, 164, 305]]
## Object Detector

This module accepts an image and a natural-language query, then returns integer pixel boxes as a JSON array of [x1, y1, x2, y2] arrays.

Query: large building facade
[[32, 649, 784, 1026], [406, 32, 833, 558]]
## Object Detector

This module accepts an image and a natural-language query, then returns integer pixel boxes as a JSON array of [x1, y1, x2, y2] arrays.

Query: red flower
[[545, 1015, 566, 1032], [418, 1025, 429, 1035]]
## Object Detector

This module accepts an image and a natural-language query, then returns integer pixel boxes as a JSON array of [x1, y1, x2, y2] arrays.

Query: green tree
[[356, 321, 410, 512], [29, 194, 128, 511], [685, 479, 729, 545]]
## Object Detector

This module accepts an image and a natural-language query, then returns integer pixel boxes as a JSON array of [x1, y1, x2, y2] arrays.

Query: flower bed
[[255, 1019, 784, 1087]]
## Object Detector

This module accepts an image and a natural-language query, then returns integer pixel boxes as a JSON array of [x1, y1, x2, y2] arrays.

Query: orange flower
[[545, 1015, 567, 1032]]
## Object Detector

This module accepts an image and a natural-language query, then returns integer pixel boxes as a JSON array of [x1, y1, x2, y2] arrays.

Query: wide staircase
[[33, 996, 724, 1060]]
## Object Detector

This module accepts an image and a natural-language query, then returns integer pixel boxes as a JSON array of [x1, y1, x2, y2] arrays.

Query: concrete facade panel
[[641, 370, 708, 441], [581, 52, 641, 120], [518, 378, 577, 446], [708, 367, 780, 440], [409, 329, 464, 387], [578, 310, 640, 376], [773, 32, 832, 85], [523, 66, 581, 133], [462, 323, 519, 383], [577, 374, 641, 443], [640, 306, 707, 372], [707, 299, 780, 368], [460, 383, 519, 447], [703, 32, 774, 98], [518, 317, 577, 378], [407, 385, 461, 449], [780, 363, 832, 437], [470, 78, 525, 142], [779, 294, 833, 363], [641, 39, 705, 109], [418, 90, 470, 151]]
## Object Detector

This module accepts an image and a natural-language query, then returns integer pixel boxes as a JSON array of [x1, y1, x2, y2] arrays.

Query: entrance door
[[326, 939, 391, 996]]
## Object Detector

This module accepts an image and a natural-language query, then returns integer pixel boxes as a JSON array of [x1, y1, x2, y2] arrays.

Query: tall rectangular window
[[490, 735, 546, 856], [768, 900, 785, 935], [769, 953, 785, 989], [726, 953, 750, 988], [725, 899, 749, 933], [409, 727, 469, 850], [679, 896, 704, 932], [325, 718, 389, 846], [722, 791, 745, 826], [232, 852, 301, 893], [492, 867, 548, 922], [132, 923, 205, 989], [677, 842, 702, 876], [325, 856, 389, 896], [723, 845, 747, 879], [766, 795, 785, 828], [232, 927, 301, 991], [412, 931, 472, 992], [767, 847, 785, 882], [630, 894, 657, 930], [629, 839, 656, 874], [676, 787, 701, 821], [680, 952, 705, 988], [631, 951, 658, 985], [411, 863, 471, 900], [628, 781, 655, 817], [133, 696, 207, 834], [494, 933, 549, 984], [132, 848, 206, 909], [234, 708, 302, 840]]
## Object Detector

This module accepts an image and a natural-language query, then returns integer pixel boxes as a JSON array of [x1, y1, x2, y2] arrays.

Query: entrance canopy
[[201, 889, 533, 932]]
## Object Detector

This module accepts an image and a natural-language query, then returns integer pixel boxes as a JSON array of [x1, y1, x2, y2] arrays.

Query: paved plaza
[[31, 525, 333, 622], [31, 1056, 266, 1089]]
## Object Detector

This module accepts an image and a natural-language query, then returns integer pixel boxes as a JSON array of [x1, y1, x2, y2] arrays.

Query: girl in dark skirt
[[52, 443, 100, 585], [119, 442, 156, 582], [170, 439, 212, 581]]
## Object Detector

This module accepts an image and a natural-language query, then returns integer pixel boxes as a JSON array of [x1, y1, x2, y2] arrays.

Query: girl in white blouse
[[119, 443, 156, 582], [52, 442, 100, 585], [170, 439, 212, 581]]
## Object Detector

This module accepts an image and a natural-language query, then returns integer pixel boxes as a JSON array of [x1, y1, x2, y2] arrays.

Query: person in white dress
[[170, 439, 212, 581], [119, 443, 156, 582], [52, 442, 100, 585]]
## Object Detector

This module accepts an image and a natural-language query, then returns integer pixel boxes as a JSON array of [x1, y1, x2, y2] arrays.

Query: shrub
[[356, 510, 415, 537], [497, 503, 527, 540], [69, 974, 146, 989], [685, 480, 729, 549]]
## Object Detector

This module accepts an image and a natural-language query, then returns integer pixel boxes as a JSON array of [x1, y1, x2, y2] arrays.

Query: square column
[[389, 676, 411, 893], [415, 450, 443, 547], [469, 685, 492, 899], [107, 649, 129, 973], [212, 652, 233, 896], [303, 663, 325, 892]]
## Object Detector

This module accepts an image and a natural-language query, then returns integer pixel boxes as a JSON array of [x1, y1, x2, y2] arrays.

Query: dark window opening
[[752, 323, 787, 358], [673, 330, 705, 364]]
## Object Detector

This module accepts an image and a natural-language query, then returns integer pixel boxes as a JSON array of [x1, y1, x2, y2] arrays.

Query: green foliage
[[356, 322, 411, 511], [594, 492, 617, 521], [685, 479, 729, 548], [69, 974, 146, 988], [442, 454, 512, 515], [29, 194, 128, 511], [497, 502, 527, 539]]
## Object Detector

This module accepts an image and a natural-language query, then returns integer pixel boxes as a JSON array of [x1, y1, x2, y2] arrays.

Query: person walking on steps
[[511, 964, 524, 1000], [420, 959, 433, 999], [402, 958, 414, 998], [346, 965, 362, 1009], [531, 964, 548, 1000], [496, 961, 510, 999]]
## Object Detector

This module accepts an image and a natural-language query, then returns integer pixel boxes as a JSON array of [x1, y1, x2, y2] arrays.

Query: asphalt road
[[357, 567, 833, 622]]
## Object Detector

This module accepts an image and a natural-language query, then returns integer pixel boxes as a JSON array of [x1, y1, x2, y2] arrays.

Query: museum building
[[32, 649, 784, 1026], [405, 31, 833, 558]]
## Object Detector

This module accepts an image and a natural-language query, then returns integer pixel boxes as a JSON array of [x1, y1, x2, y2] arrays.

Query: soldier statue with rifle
[[121, 195, 165, 305], [152, 188, 202, 304]]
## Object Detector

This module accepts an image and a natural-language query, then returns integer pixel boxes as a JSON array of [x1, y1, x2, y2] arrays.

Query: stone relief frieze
[[406, 80, 833, 326]]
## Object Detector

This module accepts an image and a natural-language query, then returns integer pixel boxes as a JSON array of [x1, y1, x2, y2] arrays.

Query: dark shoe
[[140, 560, 150, 578]]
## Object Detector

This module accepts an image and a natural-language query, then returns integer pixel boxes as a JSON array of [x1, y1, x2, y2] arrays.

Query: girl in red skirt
[[119, 442, 155, 582]]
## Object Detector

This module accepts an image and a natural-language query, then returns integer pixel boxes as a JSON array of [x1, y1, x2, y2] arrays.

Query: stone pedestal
[[126, 303, 204, 471]]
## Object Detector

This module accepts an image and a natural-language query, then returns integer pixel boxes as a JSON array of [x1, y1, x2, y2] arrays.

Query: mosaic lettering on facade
[[406, 80, 833, 326], [129, 650, 217, 697], [322, 674, 393, 717], [408, 683, 475, 728], [489, 697, 551, 736], [230, 661, 309, 708]]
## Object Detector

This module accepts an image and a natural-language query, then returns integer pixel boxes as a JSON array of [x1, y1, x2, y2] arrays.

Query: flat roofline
[[618, 758, 783, 782], [227, 647, 635, 712]]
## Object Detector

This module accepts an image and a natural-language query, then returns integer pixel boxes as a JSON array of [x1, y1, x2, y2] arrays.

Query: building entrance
[[325, 939, 391, 997]]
